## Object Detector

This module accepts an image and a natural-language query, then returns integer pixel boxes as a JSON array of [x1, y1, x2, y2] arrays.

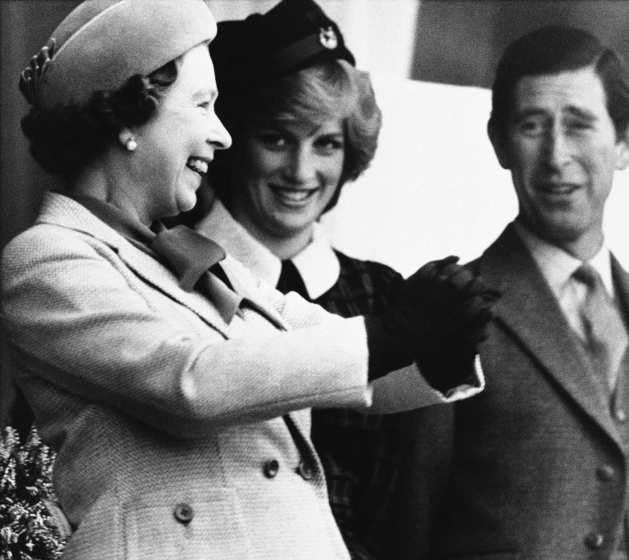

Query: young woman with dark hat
[[191, 1, 489, 558], [2, 1, 495, 558]]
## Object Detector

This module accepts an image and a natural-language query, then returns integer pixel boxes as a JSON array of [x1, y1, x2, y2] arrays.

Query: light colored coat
[[1, 192, 474, 560]]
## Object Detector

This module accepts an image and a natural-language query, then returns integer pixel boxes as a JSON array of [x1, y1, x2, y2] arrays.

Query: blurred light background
[[2, 1, 629, 422]]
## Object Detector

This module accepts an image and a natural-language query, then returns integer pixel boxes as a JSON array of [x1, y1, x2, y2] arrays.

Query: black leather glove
[[365, 256, 500, 392]]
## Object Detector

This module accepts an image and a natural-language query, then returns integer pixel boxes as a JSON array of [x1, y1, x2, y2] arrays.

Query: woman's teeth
[[271, 186, 318, 203], [187, 158, 208, 176]]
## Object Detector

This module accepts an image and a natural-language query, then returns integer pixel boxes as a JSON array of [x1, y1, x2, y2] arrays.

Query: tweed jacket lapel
[[613, 255, 629, 324], [479, 224, 621, 446], [36, 193, 235, 336]]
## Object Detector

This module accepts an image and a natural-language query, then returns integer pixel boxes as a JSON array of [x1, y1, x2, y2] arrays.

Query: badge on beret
[[319, 26, 338, 50]]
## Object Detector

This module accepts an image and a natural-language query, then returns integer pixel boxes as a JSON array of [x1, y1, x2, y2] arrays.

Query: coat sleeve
[[259, 281, 485, 413], [1, 226, 371, 438], [366, 356, 484, 412]]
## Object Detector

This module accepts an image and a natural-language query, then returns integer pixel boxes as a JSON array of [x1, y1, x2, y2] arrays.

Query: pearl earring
[[125, 137, 137, 152]]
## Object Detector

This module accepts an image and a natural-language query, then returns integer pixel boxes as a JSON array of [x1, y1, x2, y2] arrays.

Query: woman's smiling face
[[231, 117, 345, 245], [129, 44, 231, 223]]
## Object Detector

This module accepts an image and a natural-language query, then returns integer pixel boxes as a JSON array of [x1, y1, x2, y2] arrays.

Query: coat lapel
[[115, 242, 231, 335], [613, 255, 629, 323], [611, 256, 629, 418], [480, 224, 621, 445], [36, 192, 264, 337]]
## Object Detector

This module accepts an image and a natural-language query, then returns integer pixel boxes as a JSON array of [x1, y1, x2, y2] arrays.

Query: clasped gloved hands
[[365, 256, 500, 393]]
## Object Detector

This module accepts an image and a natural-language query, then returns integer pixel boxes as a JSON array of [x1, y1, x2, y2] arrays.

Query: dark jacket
[[392, 223, 629, 560]]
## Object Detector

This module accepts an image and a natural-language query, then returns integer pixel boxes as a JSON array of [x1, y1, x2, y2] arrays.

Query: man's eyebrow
[[564, 105, 597, 121], [511, 105, 598, 122], [511, 107, 547, 121]]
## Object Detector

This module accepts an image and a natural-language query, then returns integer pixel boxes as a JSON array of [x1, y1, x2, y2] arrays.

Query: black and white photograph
[[1, 1, 629, 558]]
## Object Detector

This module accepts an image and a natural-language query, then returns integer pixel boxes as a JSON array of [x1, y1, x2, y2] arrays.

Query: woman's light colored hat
[[20, 0, 216, 109]]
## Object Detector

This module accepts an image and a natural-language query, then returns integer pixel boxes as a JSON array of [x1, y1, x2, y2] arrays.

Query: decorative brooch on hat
[[19, 38, 56, 107], [319, 26, 338, 50]]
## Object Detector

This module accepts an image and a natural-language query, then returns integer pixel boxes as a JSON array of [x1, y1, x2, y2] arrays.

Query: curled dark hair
[[489, 25, 629, 142], [21, 59, 179, 179], [210, 59, 382, 214]]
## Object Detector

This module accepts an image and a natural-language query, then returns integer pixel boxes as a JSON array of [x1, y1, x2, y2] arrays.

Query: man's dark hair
[[21, 59, 179, 181], [489, 25, 629, 141]]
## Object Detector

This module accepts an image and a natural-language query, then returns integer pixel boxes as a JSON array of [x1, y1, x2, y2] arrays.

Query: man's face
[[492, 66, 629, 256]]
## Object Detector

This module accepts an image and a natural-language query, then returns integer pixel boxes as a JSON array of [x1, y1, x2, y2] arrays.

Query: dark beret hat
[[211, 0, 355, 94]]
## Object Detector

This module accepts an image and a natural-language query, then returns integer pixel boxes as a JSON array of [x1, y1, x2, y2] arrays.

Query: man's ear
[[487, 119, 510, 170], [615, 129, 629, 171]]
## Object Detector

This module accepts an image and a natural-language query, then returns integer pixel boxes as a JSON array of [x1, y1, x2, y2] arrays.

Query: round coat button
[[616, 409, 627, 423], [297, 460, 315, 481], [584, 532, 605, 550], [173, 503, 194, 524], [263, 459, 280, 479], [596, 465, 615, 482]]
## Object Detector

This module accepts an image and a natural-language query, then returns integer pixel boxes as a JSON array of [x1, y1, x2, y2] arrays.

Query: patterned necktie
[[573, 264, 628, 390], [276, 259, 309, 300]]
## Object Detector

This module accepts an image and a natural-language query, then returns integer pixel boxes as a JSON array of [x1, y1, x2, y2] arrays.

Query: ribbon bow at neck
[[65, 193, 241, 323], [150, 226, 244, 324], [151, 225, 226, 290]]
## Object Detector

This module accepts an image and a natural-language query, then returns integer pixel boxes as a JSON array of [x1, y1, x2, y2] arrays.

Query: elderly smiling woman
[[1, 1, 495, 559]]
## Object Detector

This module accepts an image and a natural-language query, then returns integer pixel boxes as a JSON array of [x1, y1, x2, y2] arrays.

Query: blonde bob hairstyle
[[210, 59, 382, 214]]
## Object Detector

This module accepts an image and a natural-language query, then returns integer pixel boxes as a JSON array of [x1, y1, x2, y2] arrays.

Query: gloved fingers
[[436, 255, 460, 267], [417, 294, 498, 353], [418, 284, 499, 335], [411, 261, 442, 282], [466, 305, 495, 328], [433, 263, 500, 304], [414, 293, 494, 340], [459, 294, 498, 324], [436, 264, 478, 291], [412, 256, 460, 282], [454, 271, 500, 298], [459, 307, 495, 343], [432, 256, 462, 280]]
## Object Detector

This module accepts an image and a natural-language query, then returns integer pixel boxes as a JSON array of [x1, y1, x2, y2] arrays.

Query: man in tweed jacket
[[392, 25, 629, 560]]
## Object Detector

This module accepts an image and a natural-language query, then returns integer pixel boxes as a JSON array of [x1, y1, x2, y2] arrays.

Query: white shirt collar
[[196, 199, 340, 299], [291, 225, 341, 299], [513, 220, 615, 298]]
